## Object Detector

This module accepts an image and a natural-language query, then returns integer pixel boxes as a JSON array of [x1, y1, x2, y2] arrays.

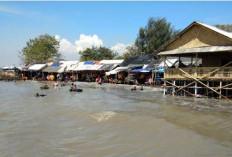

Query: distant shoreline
[[0, 79, 163, 92]]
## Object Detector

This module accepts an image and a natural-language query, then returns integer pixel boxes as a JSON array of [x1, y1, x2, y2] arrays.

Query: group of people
[[70, 83, 78, 91]]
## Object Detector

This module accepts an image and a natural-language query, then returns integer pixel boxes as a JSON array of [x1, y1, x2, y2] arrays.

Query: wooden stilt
[[195, 82, 197, 95], [184, 81, 186, 96], [219, 81, 222, 99], [172, 80, 175, 96], [178, 68, 232, 102], [163, 80, 166, 95], [166, 81, 197, 97], [163, 59, 232, 101]]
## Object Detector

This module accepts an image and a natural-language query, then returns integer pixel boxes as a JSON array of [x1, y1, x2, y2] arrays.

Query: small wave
[[92, 111, 117, 122]]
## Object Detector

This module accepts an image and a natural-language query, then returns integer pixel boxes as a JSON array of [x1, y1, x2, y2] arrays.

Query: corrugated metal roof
[[121, 54, 155, 67], [59, 61, 79, 72], [99, 64, 118, 71], [158, 46, 232, 56], [73, 62, 102, 71], [28, 64, 46, 71], [105, 67, 129, 76], [42, 66, 61, 73]]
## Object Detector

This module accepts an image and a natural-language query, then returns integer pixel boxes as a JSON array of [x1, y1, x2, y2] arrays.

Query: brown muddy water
[[0, 81, 232, 157]]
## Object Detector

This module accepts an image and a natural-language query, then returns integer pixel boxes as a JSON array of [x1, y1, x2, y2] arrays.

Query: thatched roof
[[157, 21, 232, 55]]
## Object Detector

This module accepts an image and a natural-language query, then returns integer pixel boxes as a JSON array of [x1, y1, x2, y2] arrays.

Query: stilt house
[[157, 21, 232, 100]]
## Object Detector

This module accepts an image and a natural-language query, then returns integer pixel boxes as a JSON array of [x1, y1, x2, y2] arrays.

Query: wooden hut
[[157, 21, 232, 101]]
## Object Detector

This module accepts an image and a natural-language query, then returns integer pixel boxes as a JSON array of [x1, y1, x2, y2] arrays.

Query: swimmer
[[36, 93, 46, 97]]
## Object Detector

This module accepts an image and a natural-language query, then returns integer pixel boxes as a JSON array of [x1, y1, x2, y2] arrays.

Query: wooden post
[[195, 53, 198, 68], [178, 68, 232, 102], [166, 80, 198, 97], [163, 80, 166, 95], [195, 82, 198, 95], [154, 71, 156, 85], [184, 81, 186, 96], [219, 81, 222, 99], [172, 80, 176, 96], [191, 57, 193, 67], [152, 70, 154, 86]]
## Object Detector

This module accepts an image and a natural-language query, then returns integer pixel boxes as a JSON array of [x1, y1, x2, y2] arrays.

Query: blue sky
[[1, 1, 232, 66]]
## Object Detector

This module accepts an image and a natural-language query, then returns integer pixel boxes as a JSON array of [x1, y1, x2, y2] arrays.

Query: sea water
[[0, 81, 232, 157]]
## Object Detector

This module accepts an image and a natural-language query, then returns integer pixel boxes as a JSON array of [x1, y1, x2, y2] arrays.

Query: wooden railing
[[164, 67, 232, 80]]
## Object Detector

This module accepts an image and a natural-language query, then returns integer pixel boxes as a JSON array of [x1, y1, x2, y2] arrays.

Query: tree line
[[19, 17, 232, 65]]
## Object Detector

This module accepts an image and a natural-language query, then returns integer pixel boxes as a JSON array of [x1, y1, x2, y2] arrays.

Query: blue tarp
[[84, 61, 94, 65], [131, 68, 153, 72], [156, 69, 164, 73], [51, 62, 62, 67], [155, 66, 168, 70]]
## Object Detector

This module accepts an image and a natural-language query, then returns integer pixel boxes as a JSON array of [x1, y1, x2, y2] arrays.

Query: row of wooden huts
[[1, 56, 176, 85], [2, 21, 232, 100]]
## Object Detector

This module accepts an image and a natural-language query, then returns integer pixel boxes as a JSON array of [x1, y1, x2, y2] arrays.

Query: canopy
[[84, 61, 94, 65], [66, 64, 79, 71], [51, 62, 62, 67], [2, 66, 16, 70], [74, 62, 102, 71], [105, 67, 129, 76], [100, 60, 124, 64], [28, 64, 46, 71], [59, 61, 79, 72], [42, 66, 61, 73], [131, 68, 153, 73], [156, 69, 164, 73], [99, 64, 118, 71]]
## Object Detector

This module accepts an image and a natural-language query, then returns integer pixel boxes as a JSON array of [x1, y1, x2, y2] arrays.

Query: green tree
[[135, 17, 178, 57], [215, 24, 232, 32], [79, 46, 116, 61], [118, 45, 141, 59], [19, 34, 60, 65]]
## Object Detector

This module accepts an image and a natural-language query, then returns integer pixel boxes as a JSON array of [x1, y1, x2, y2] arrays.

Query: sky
[[1, 1, 232, 66]]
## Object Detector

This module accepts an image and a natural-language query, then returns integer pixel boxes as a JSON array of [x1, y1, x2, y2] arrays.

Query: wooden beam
[[178, 68, 232, 102], [165, 59, 232, 97], [166, 80, 197, 97]]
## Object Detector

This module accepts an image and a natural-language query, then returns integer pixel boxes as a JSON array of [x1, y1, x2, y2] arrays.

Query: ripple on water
[[91, 111, 117, 122]]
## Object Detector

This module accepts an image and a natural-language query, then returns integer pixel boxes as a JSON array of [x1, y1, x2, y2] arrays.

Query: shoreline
[[0, 79, 163, 92], [73, 81, 163, 92]]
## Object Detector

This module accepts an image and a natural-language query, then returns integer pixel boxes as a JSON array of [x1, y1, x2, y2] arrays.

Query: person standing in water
[[98, 76, 102, 85]]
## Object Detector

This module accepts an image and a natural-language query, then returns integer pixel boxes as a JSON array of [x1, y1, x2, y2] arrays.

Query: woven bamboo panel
[[165, 25, 232, 51]]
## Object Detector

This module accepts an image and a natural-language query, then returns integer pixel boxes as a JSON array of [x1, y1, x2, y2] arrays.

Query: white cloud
[[55, 35, 76, 54], [111, 43, 131, 55], [75, 34, 103, 52], [0, 5, 22, 15], [55, 34, 130, 60], [55, 34, 104, 60]]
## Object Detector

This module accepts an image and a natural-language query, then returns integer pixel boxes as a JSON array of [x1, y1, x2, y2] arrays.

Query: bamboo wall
[[164, 25, 232, 51], [164, 67, 232, 81]]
